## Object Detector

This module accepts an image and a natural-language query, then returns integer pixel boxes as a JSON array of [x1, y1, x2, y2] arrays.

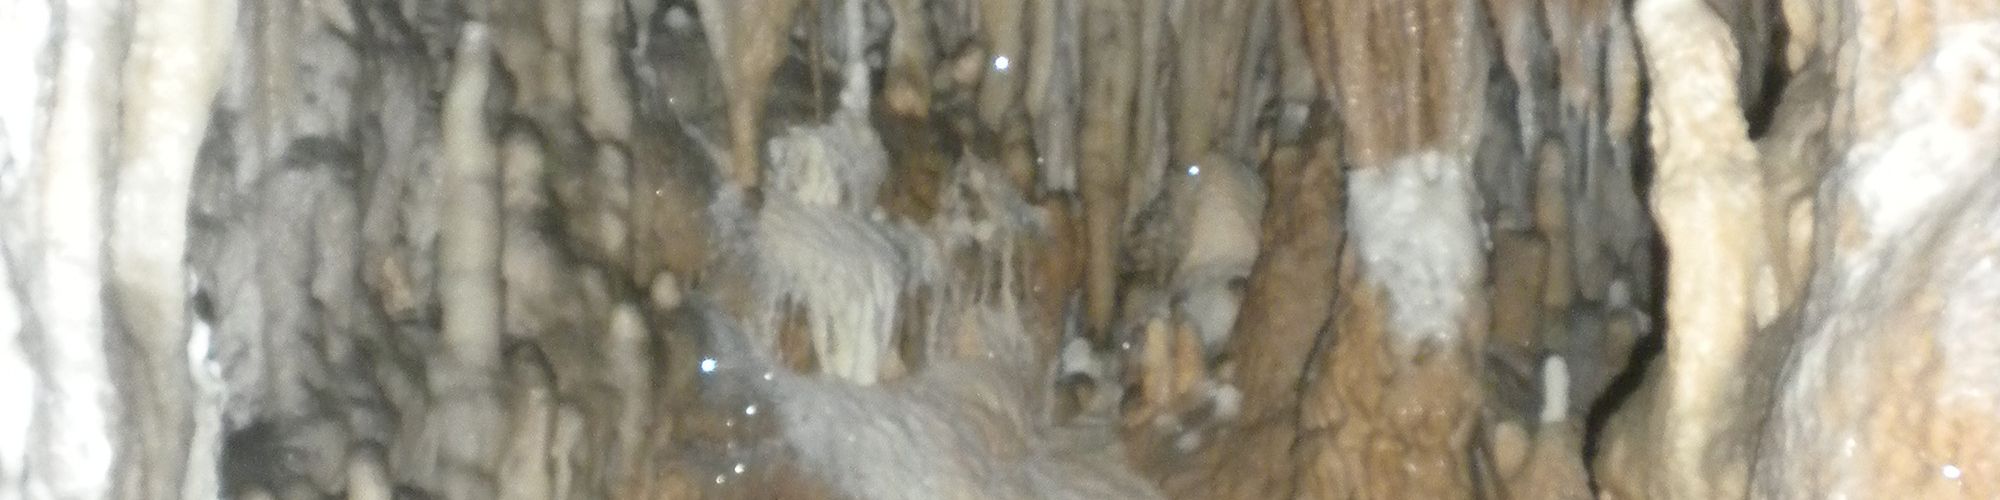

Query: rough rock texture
[[3, 0, 1998, 498], [1752, 0, 2000, 497], [1597, 1, 2000, 500]]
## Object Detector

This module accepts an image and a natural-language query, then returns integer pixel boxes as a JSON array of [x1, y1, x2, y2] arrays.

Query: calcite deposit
[[0, 0, 1995, 498]]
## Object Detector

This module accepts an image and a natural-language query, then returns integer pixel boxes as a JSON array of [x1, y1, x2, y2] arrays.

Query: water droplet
[[733, 463, 747, 474], [1944, 464, 1962, 479], [744, 404, 758, 416], [700, 358, 718, 373], [994, 56, 1011, 71], [761, 371, 775, 381], [714, 474, 726, 484], [1187, 165, 1201, 176]]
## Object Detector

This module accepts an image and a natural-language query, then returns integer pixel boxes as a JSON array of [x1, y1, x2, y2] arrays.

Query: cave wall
[[0, 0, 1994, 498]]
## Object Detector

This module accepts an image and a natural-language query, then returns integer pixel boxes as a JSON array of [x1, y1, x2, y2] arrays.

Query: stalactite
[[696, 0, 804, 192], [427, 23, 507, 500], [5, 0, 1998, 497], [1170, 0, 1257, 165], [1077, 0, 1140, 337], [1026, 0, 1080, 194]]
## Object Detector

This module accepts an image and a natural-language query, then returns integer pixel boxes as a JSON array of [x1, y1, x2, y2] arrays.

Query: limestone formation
[[0, 0, 1992, 498]]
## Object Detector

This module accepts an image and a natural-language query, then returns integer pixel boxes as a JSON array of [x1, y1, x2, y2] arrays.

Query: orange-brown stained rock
[[1291, 258, 1481, 499], [1173, 0, 1259, 165], [1169, 316, 1209, 407], [1133, 317, 1177, 424], [1290, 0, 1493, 497], [975, 0, 1029, 131], [1217, 135, 1340, 420], [874, 113, 949, 222], [1530, 142, 1573, 313], [1491, 421, 1593, 500], [1297, 0, 1485, 168], [773, 305, 820, 374], [1143, 133, 1338, 500], [628, 123, 716, 285], [1028, 196, 1087, 358]]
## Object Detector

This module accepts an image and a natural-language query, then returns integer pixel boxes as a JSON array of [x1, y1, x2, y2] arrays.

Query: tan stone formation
[[1172, 0, 1259, 165], [1597, 0, 1778, 497], [1292, 259, 1480, 499], [13, 0, 2000, 498], [1293, 0, 1495, 497], [1300, 0, 1486, 168], [1150, 135, 1339, 500], [695, 0, 806, 192], [1486, 360, 1592, 500]]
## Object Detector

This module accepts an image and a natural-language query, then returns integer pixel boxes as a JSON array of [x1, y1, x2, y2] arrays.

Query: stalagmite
[[975, 0, 1029, 131], [1171, 0, 1256, 164], [1077, 0, 1140, 336]]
